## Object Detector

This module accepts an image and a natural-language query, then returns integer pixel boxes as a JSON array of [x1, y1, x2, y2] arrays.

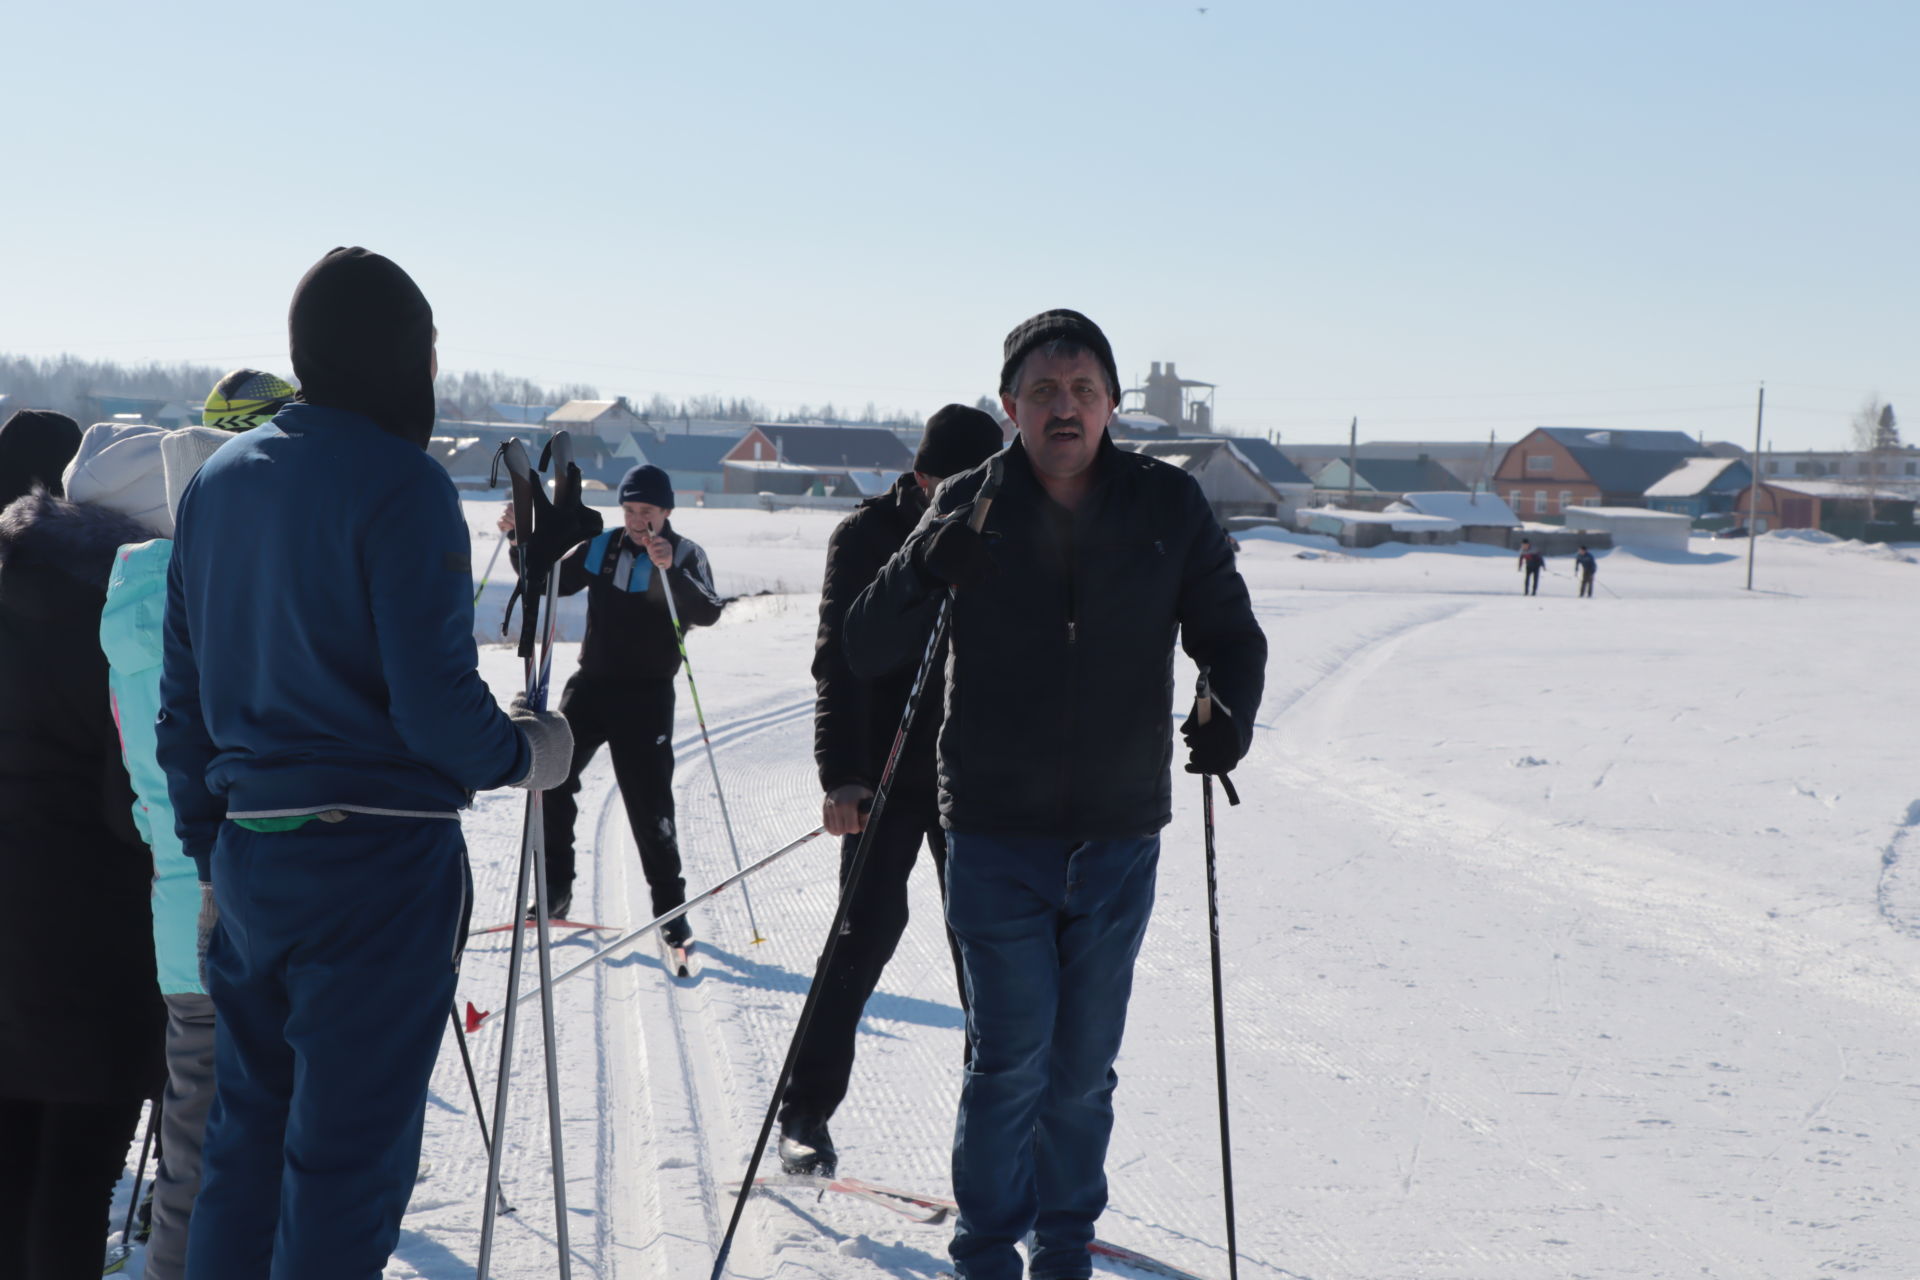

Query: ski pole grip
[[965, 451, 1005, 534]]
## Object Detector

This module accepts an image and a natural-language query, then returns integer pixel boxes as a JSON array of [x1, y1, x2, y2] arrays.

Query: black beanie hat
[[913, 404, 1003, 479], [999, 309, 1120, 402], [289, 247, 436, 449], [0, 409, 83, 507], [619, 464, 674, 510]]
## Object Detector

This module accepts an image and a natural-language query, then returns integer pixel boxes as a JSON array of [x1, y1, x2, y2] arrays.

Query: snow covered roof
[[838, 469, 897, 496], [1305, 506, 1461, 532], [1765, 479, 1909, 501], [1541, 427, 1701, 453], [548, 399, 639, 424], [1223, 436, 1313, 486], [1644, 457, 1743, 497], [1399, 490, 1519, 526], [1564, 505, 1690, 522]]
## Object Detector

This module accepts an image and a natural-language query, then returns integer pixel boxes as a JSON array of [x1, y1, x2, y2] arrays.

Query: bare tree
[[1848, 395, 1901, 523]]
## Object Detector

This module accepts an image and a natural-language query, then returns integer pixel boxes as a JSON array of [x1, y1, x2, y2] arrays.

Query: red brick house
[[1494, 428, 1705, 520]]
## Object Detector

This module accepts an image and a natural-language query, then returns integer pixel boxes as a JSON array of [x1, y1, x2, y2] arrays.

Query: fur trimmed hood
[[0, 488, 156, 596]]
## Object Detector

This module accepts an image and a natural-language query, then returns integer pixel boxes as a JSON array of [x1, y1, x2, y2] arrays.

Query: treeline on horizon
[[0, 353, 928, 430]]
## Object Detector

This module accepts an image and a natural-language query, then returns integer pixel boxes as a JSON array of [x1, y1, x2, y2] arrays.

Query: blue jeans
[[944, 832, 1160, 1280], [188, 815, 468, 1280]]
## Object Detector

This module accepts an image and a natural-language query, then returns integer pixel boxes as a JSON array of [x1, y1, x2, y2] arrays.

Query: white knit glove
[[509, 694, 574, 791]]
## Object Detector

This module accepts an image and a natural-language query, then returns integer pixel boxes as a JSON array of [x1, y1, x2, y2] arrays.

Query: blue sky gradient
[[5, 0, 1913, 449]]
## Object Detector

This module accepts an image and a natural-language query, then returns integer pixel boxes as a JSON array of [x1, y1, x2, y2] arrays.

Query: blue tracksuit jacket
[[157, 405, 528, 876]]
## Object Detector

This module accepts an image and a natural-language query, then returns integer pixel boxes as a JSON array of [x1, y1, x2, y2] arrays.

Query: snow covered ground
[[118, 508, 1920, 1280]]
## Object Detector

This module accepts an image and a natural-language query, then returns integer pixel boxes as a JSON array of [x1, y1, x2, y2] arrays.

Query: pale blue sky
[[5, 0, 1914, 449]]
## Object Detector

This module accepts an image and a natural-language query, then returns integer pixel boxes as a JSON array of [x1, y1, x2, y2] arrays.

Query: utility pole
[[1346, 415, 1357, 508], [1746, 384, 1764, 591]]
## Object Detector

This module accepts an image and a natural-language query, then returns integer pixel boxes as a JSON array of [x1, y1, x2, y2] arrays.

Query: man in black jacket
[[500, 464, 724, 938], [846, 311, 1265, 1280], [777, 404, 1004, 1177]]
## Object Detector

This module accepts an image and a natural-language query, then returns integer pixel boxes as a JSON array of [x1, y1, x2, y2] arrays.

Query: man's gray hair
[[1006, 338, 1120, 401]]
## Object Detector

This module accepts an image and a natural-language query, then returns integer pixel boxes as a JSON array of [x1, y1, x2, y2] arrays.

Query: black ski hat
[[913, 404, 1003, 479], [998, 309, 1120, 401], [288, 247, 436, 449], [0, 409, 82, 507], [619, 464, 674, 510]]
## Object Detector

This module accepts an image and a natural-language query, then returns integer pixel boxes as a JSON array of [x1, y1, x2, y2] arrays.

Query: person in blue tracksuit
[[1574, 545, 1597, 598], [156, 248, 572, 1280]]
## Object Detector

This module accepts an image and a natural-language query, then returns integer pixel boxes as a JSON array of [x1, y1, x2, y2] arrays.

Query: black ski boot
[[778, 1114, 837, 1178]]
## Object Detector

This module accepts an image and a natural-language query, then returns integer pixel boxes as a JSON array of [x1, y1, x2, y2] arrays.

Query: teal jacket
[[101, 538, 201, 996]]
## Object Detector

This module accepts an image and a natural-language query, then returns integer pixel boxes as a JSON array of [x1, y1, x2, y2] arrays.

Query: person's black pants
[[1523, 567, 1541, 595], [780, 775, 967, 1129], [0, 1095, 144, 1279], [1578, 572, 1594, 598], [544, 674, 690, 943]]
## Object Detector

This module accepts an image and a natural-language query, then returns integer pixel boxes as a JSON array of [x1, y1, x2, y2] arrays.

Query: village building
[[1561, 506, 1692, 554], [1642, 456, 1755, 522], [1494, 427, 1706, 519], [1733, 480, 1917, 540], [721, 423, 915, 497], [1311, 455, 1468, 511], [1394, 490, 1521, 546], [1123, 438, 1296, 524]]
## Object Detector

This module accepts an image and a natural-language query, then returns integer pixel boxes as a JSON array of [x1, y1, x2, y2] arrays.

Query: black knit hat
[[0, 409, 83, 507], [619, 464, 674, 510], [999, 309, 1120, 401], [913, 404, 1003, 479], [289, 247, 436, 449]]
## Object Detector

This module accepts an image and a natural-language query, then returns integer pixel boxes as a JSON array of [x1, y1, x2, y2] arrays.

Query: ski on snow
[[661, 934, 698, 978], [741, 1174, 1210, 1280], [467, 918, 616, 937]]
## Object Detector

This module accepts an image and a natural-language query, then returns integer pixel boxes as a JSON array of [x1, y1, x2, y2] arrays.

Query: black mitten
[[916, 515, 996, 589], [1180, 703, 1241, 776]]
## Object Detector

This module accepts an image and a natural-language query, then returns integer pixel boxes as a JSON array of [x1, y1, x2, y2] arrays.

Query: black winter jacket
[[845, 435, 1266, 839], [813, 475, 941, 793], [517, 520, 724, 684], [0, 491, 166, 1103]]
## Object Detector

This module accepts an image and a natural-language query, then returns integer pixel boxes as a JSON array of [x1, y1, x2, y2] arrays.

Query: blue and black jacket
[[548, 521, 723, 684]]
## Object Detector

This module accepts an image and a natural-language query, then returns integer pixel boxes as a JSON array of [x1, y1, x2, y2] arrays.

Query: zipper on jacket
[[1065, 522, 1079, 646]]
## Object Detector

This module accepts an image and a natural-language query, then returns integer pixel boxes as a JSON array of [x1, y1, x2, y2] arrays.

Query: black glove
[[916, 515, 996, 589], [1181, 703, 1242, 776]]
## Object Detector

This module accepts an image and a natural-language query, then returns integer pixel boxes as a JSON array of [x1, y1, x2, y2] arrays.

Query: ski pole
[[121, 1096, 159, 1248], [478, 436, 576, 1280], [650, 518, 762, 942], [449, 1004, 513, 1217], [473, 528, 508, 607], [1195, 668, 1240, 1280], [463, 825, 828, 1032], [712, 451, 1003, 1280]]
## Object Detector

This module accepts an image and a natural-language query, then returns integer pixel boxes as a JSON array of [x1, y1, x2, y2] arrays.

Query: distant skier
[[0, 423, 166, 1279], [501, 463, 723, 941], [1574, 545, 1597, 598], [776, 403, 1004, 1178], [101, 373, 291, 1280], [157, 248, 572, 1279], [1518, 539, 1544, 595], [846, 310, 1266, 1280]]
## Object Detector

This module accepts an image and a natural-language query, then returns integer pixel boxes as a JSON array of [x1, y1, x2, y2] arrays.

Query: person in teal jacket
[[99, 405, 266, 1280]]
